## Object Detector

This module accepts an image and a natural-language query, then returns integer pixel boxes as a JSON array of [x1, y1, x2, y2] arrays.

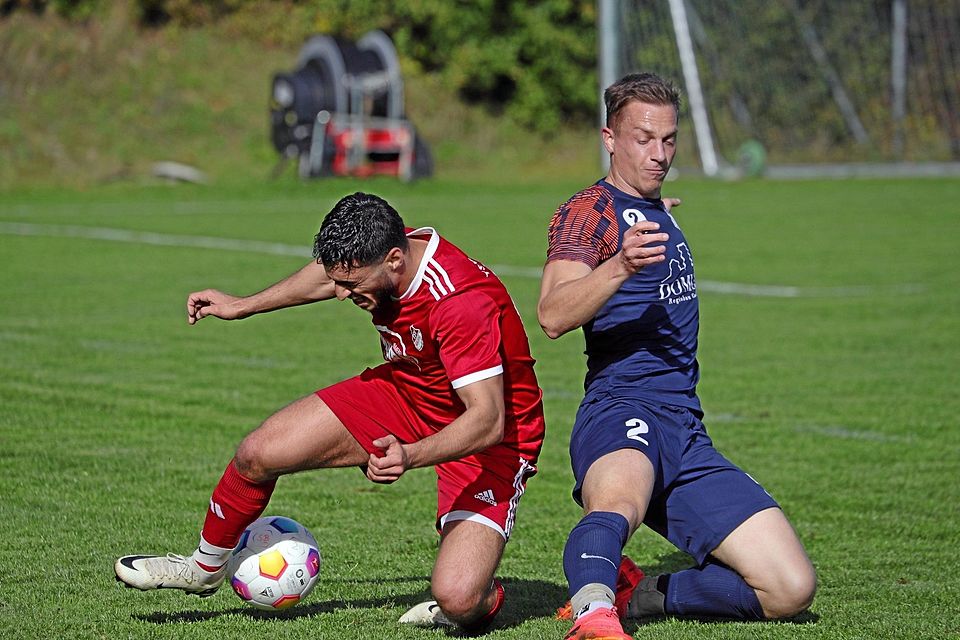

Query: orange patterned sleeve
[[546, 184, 620, 269]]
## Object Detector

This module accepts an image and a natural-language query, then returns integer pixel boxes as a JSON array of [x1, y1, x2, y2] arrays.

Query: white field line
[[0, 197, 326, 217], [792, 424, 913, 444], [701, 412, 912, 443], [1, 221, 924, 298], [0, 221, 309, 257]]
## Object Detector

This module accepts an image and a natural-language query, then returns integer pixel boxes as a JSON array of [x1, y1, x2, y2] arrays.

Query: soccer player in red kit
[[115, 192, 545, 631]]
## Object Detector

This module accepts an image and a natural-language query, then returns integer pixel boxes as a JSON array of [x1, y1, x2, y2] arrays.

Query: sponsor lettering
[[658, 242, 697, 304]]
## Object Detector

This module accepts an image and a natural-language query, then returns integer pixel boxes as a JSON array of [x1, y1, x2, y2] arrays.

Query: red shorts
[[316, 365, 538, 540]]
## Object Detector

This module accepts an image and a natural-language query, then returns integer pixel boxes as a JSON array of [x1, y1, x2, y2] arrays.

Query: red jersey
[[369, 227, 545, 459]]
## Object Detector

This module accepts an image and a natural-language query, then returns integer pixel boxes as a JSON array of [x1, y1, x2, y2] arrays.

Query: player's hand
[[366, 435, 410, 484], [618, 221, 669, 275], [662, 197, 682, 211], [187, 289, 243, 324]]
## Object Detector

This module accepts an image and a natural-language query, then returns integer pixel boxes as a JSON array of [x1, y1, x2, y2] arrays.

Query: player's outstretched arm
[[538, 221, 669, 339], [187, 260, 336, 324], [365, 376, 505, 484]]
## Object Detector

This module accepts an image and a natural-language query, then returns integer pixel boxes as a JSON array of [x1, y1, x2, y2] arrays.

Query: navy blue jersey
[[547, 179, 701, 411]]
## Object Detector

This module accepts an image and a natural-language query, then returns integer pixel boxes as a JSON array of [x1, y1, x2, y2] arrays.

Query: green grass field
[[1, 176, 959, 639]]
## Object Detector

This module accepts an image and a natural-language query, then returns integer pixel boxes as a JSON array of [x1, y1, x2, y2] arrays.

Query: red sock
[[200, 460, 276, 555], [462, 579, 505, 632]]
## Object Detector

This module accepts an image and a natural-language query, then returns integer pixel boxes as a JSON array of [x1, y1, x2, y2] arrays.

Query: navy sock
[[663, 560, 765, 620], [563, 511, 630, 597]]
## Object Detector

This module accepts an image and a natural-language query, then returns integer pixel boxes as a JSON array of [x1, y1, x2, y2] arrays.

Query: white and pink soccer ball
[[228, 516, 322, 610]]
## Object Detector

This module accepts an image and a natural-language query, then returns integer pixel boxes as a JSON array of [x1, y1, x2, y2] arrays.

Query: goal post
[[666, 0, 720, 176], [599, 0, 960, 176]]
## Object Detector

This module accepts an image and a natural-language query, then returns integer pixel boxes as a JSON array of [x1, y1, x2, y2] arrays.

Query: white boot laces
[[144, 553, 199, 585]]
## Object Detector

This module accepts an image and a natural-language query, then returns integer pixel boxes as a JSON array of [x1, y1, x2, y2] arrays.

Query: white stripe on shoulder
[[422, 270, 442, 300], [451, 365, 504, 389], [424, 264, 449, 297], [428, 258, 456, 293]]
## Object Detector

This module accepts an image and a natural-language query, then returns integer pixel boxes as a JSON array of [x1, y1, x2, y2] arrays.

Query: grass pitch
[[1, 176, 958, 639]]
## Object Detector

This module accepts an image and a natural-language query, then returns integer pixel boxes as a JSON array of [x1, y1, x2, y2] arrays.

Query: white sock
[[191, 534, 233, 571], [571, 583, 615, 619], [580, 601, 615, 618]]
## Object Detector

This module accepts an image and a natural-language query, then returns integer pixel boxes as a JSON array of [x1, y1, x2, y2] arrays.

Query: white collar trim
[[397, 227, 439, 300]]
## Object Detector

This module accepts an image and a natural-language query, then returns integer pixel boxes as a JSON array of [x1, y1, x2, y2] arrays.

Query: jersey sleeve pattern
[[546, 184, 620, 269], [430, 289, 504, 389]]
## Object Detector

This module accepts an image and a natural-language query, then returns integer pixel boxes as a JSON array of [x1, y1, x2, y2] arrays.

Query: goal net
[[602, 0, 960, 175]]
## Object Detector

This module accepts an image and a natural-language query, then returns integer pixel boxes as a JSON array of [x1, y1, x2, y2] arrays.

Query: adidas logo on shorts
[[473, 489, 497, 506]]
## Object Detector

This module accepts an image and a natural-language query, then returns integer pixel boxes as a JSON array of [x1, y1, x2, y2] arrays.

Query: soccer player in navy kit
[[115, 192, 545, 632], [538, 73, 816, 639]]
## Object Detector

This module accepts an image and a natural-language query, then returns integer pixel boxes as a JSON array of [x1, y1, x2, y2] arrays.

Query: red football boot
[[563, 606, 633, 640], [556, 556, 645, 621]]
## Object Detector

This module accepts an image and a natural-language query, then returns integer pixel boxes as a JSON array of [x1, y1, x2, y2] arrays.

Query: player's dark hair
[[313, 192, 408, 270], [604, 72, 682, 128]]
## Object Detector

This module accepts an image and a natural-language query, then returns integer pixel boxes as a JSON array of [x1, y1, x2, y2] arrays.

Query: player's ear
[[384, 246, 405, 272], [601, 126, 615, 154]]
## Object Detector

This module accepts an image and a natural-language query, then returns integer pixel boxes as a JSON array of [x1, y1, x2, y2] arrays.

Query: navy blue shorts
[[570, 392, 779, 564]]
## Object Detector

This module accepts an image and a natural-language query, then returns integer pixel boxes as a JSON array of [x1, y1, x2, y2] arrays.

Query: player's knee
[[432, 579, 486, 623], [233, 433, 273, 483], [762, 562, 816, 619]]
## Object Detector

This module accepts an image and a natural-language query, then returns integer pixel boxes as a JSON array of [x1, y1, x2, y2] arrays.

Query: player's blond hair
[[604, 72, 681, 128]]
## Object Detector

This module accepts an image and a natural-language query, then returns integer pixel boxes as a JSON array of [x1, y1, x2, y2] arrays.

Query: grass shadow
[[641, 550, 697, 575], [622, 550, 821, 631], [134, 576, 567, 632], [626, 609, 820, 632]]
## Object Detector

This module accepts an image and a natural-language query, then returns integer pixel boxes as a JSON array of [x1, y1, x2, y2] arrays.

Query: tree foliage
[[6, 0, 600, 133]]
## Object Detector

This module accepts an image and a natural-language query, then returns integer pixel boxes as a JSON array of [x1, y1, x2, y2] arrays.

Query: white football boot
[[114, 553, 226, 597], [398, 600, 455, 628]]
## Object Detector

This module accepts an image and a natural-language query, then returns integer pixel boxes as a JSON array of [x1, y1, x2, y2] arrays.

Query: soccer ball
[[227, 516, 322, 610]]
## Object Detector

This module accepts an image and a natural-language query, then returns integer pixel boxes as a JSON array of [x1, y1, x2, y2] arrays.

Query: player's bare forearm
[[410, 405, 504, 468], [538, 222, 669, 338], [538, 259, 630, 338], [365, 407, 503, 484], [373, 376, 505, 480], [240, 261, 336, 313], [187, 260, 336, 324]]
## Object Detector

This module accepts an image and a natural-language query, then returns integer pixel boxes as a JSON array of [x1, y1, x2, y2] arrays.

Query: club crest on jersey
[[410, 325, 424, 351], [658, 242, 697, 304], [376, 324, 421, 369]]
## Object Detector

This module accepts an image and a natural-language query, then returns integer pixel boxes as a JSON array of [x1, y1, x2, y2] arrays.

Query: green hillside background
[[0, 1, 608, 190]]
